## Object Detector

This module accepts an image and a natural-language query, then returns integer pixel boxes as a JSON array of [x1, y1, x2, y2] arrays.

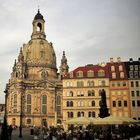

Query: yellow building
[[5, 10, 65, 127], [62, 64, 110, 126]]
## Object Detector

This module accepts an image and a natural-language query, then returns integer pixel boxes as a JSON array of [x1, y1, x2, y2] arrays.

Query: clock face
[[41, 71, 48, 78]]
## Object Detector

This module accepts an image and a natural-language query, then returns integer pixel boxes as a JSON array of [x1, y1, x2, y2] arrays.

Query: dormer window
[[87, 70, 94, 77], [130, 65, 133, 70], [76, 71, 83, 78], [98, 70, 105, 77], [119, 65, 123, 71], [111, 66, 115, 72], [69, 72, 73, 78]]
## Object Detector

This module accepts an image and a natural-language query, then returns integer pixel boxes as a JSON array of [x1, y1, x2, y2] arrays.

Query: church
[[5, 10, 69, 127]]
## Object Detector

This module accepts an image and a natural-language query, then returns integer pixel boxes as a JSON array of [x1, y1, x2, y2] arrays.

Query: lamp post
[[19, 83, 23, 138]]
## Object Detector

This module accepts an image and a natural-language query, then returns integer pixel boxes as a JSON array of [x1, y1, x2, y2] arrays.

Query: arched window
[[42, 95, 47, 114], [99, 90, 101, 96], [91, 90, 95, 96], [88, 111, 92, 117], [91, 101, 95, 107], [88, 90, 91, 96], [69, 91, 73, 97], [91, 81, 94, 87], [87, 70, 94, 77], [101, 80, 106, 86], [37, 23, 42, 31], [76, 71, 83, 77], [92, 111, 95, 117], [98, 70, 105, 77]]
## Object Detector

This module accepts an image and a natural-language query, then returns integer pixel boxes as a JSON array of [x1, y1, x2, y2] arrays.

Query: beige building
[[5, 10, 66, 127], [62, 64, 110, 126]]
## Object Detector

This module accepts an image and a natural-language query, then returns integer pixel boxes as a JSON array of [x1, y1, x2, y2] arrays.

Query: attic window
[[37, 23, 42, 31]]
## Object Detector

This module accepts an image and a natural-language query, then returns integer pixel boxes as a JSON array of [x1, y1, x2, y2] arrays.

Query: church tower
[[5, 10, 62, 127], [59, 51, 69, 78]]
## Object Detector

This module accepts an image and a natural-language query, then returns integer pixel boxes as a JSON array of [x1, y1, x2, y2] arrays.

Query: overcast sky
[[0, 0, 140, 103]]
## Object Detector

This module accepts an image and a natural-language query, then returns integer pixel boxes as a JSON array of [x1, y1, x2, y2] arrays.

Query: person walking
[[8, 125, 13, 140]]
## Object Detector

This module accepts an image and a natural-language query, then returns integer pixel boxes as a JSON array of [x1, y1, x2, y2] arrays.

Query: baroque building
[[5, 10, 65, 127], [62, 64, 110, 128]]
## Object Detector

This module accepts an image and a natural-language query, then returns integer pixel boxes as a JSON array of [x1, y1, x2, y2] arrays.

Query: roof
[[63, 65, 109, 79], [34, 10, 44, 20]]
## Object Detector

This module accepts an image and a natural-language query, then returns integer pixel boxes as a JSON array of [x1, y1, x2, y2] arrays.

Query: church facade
[[5, 10, 68, 127]]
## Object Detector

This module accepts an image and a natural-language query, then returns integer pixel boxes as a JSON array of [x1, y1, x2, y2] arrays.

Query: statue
[[99, 89, 110, 118]]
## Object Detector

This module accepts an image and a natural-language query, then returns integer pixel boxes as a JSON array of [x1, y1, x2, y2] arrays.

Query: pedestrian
[[8, 125, 13, 140]]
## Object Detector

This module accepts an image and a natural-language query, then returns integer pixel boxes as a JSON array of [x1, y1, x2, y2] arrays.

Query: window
[[27, 119, 31, 124], [131, 81, 134, 87], [130, 65, 133, 70], [87, 70, 94, 77], [77, 101, 84, 107], [137, 100, 140, 107], [98, 70, 105, 77], [88, 111, 95, 117], [77, 81, 84, 87], [67, 101, 73, 107], [91, 101, 95, 107], [135, 65, 138, 70], [120, 72, 124, 78], [40, 50, 45, 58], [57, 96, 61, 105], [113, 101, 116, 107], [124, 100, 127, 107], [118, 100, 122, 107], [134, 71, 138, 78], [68, 112, 73, 118], [112, 72, 116, 79], [27, 94, 31, 114], [13, 94, 17, 113], [132, 101, 135, 107], [77, 112, 84, 117], [87, 81, 94, 87], [136, 81, 139, 87], [129, 71, 133, 78], [69, 91, 73, 97], [117, 81, 120, 87], [112, 81, 115, 87], [136, 91, 140, 96], [76, 71, 83, 78], [88, 90, 95, 96], [41, 71, 48, 78], [111, 66, 115, 72], [119, 65, 123, 71], [122, 81, 126, 86], [99, 90, 102, 96], [131, 91, 135, 97], [42, 95, 47, 114], [101, 80, 106, 86]]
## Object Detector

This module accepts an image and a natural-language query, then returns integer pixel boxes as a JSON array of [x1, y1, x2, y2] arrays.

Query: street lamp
[[19, 83, 23, 138]]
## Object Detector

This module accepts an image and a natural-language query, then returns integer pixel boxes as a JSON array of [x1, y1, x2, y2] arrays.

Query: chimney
[[117, 57, 121, 62], [110, 58, 113, 63], [129, 58, 133, 62]]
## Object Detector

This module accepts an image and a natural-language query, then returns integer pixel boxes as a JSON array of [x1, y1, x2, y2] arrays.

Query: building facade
[[124, 58, 140, 120], [107, 58, 131, 117], [5, 10, 63, 127], [62, 64, 110, 125]]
